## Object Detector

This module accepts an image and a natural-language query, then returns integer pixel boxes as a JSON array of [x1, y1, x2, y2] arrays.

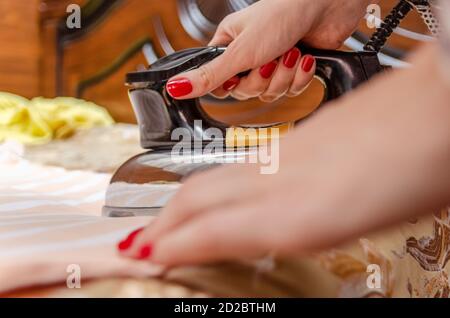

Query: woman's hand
[[165, 0, 373, 102], [119, 44, 450, 266]]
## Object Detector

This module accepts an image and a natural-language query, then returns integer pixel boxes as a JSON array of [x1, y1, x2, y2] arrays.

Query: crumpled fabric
[[0, 143, 162, 294], [0, 92, 114, 145]]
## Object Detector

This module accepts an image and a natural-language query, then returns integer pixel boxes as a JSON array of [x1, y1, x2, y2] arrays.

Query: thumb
[[208, 31, 233, 47], [166, 47, 245, 100]]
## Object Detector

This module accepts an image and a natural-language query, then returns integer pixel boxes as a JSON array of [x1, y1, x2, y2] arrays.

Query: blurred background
[[0, 0, 430, 125]]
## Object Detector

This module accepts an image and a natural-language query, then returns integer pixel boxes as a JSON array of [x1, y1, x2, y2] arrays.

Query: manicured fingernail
[[166, 77, 193, 98], [222, 76, 240, 91], [283, 47, 301, 69], [137, 244, 153, 260], [259, 61, 278, 79], [301, 55, 315, 73], [117, 227, 144, 252]]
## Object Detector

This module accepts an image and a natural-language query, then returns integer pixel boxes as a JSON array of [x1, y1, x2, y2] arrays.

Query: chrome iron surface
[[103, 149, 255, 217]]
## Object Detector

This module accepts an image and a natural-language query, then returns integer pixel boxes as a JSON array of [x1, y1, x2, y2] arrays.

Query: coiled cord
[[364, 0, 415, 52]]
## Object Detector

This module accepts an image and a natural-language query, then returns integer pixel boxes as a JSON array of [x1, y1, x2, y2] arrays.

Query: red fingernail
[[301, 55, 315, 73], [117, 227, 144, 252], [222, 76, 240, 91], [166, 77, 193, 98], [137, 244, 153, 260], [283, 47, 301, 69], [259, 61, 278, 79]]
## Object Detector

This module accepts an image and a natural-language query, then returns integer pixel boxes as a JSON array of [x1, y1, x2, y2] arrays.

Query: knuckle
[[259, 96, 273, 103], [259, 94, 279, 103], [221, 11, 241, 28], [210, 92, 229, 100], [216, 19, 228, 31], [230, 92, 248, 101], [288, 86, 302, 96], [233, 95, 249, 101], [223, 43, 240, 65], [286, 91, 299, 98], [256, 83, 269, 94], [220, 13, 234, 25], [290, 81, 311, 96], [249, 82, 269, 97], [197, 65, 215, 92]]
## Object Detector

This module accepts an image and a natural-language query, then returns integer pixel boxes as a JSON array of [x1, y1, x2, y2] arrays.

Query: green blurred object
[[0, 92, 114, 145]]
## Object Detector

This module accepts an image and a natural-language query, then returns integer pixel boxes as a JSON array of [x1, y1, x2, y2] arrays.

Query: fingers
[[165, 47, 244, 99], [166, 14, 247, 101], [286, 55, 316, 97], [119, 164, 265, 258], [166, 44, 316, 101], [259, 47, 302, 102], [219, 49, 315, 102], [151, 205, 265, 266], [119, 197, 287, 266], [229, 60, 278, 100], [210, 76, 241, 99], [164, 13, 246, 100]]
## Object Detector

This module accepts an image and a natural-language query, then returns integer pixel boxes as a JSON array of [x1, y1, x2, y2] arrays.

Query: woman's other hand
[[119, 43, 450, 266]]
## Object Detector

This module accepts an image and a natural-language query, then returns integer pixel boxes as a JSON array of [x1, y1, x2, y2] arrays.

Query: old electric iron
[[103, 0, 435, 217], [102, 43, 385, 217]]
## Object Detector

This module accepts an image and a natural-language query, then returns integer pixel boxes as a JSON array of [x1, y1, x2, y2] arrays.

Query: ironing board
[[2, 125, 449, 298]]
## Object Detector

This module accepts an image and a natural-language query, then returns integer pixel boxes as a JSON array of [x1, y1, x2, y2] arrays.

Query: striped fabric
[[0, 142, 162, 293]]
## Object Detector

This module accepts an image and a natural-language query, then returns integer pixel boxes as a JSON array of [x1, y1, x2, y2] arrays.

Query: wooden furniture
[[0, 0, 430, 123], [0, 0, 41, 98]]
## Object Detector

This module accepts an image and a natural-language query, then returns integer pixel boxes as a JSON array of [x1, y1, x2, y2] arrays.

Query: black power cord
[[364, 0, 431, 53]]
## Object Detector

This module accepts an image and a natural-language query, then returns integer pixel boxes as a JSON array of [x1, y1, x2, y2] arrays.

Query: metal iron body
[[103, 45, 385, 217]]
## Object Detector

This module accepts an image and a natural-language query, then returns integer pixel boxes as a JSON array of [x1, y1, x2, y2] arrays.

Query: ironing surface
[[0, 142, 162, 293], [1, 126, 449, 298]]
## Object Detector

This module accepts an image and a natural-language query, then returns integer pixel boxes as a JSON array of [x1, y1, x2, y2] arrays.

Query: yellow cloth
[[0, 92, 114, 145]]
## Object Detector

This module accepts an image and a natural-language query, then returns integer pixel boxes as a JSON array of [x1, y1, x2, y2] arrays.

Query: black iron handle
[[226, 44, 384, 103], [128, 45, 385, 149]]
